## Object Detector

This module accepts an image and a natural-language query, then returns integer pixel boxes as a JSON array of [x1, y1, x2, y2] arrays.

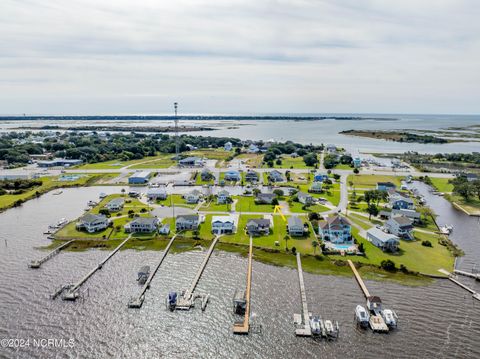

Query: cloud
[[0, 0, 479, 114]]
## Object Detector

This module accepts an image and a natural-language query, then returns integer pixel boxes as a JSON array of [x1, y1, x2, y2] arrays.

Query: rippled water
[[1, 186, 480, 358]]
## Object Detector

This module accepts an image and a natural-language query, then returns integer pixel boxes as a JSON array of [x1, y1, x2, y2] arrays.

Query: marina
[[28, 239, 75, 268], [233, 236, 253, 335], [128, 233, 179, 308], [58, 235, 132, 301]]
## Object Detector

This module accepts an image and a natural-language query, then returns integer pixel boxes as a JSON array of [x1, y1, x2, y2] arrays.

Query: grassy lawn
[[129, 155, 175, 169], [429, 178, 454, 193], [235, 153, 263, 168], [0, 174, 108, 211], [335, 163, 353, 170], [76, 154, 173, 170], [289, 201, 330, 213], [271, 155, 316, 169], [234, 196, 276, 213], [186, 149, 232, 161], [198, 200, 233, 212], [347, 174, 403, 189], [155, 194, 197, 209], [446, 194, 480, 215]]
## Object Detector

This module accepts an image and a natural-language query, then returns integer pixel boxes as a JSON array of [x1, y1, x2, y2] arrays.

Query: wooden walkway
[[61, 235, 132, 301], [454, 269, 480, 281], [347, 260, 370, 298], [29, 240, 75, 268], [128, 233, 179, 308], [233, 236, 253, 334], [295, 253, 312, 337], [439, 269, 480, 301]]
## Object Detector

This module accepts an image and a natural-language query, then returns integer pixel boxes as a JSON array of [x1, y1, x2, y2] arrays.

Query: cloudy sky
[[0, 0, 479, 115]]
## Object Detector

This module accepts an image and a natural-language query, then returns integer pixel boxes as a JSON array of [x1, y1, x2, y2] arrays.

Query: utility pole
[[174, 102, 179, 166]]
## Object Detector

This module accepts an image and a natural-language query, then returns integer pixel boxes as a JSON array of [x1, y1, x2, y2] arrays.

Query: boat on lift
[[381, 309, 398, 328], [323, 319, 339, 339], [440, 225, 453, 235], [309, 315, 322, 336], [355, 305, 370, 328]]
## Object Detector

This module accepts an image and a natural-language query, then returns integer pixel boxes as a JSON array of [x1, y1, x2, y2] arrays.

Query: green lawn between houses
[[347, 174, 403, 189]]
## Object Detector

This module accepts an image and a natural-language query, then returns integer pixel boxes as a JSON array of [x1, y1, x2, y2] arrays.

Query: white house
[[105, 197, 124, 212], [76, 213, 109, 233], [287, 216, 305, 237], [318, 215, 352, 244], [217, 190, 231, 204], [184, 189, 202, 204], [211, 215, 236, 234], [385, 215, 414, 239], [224, 141, 233, 151], [146, 187, 167, 201], [176, 214, 200, 231], [366, 227, 399, 252], [245, 218, 271, 236], [297, 191, 314, 205], [248, 144, 260, 153], [124, 217, 159, 233], [309, 181, 323, 193]]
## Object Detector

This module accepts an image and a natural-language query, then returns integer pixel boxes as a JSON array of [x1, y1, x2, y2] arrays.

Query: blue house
[[389, 192, 415, 210], [129, 171, 152, 184], [376, 182, 396, 191], [313, 171, 329, 182]]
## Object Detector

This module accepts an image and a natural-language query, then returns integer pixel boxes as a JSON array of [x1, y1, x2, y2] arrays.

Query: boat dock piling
[[438, 269, 480, 301], [128, 234, 178, 308], [233, 236, 253, 335], [59, 236, 132, 301], [348, 260, 389, 333], [294, 253, 312, 337], [29, 240, 75, 269], [175, 235, 220, 310]]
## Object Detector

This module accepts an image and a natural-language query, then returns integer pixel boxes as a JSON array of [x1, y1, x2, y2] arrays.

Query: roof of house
[[367, 227, 399, 243], [269, 170, 283, 177], [378, 210, 391, 217], [107, 197, 124, 206], [129, 171, 151, 179], [246, 170, 258, 176], [257, 192, 276, 199], [392, 209, 421, 218], [319, 215, 350, 229], [389, 215, 413, 226], [177, 214, 199, 222], [217, 190, 230, 196], [212, 215, 235, 224], [225, 170, 240, 175], [297, 191, 312, 199], [187, 189, 202, 196], [288, 216, 304, 227], [146, 187, 167, 195], [129, 216, 158, 226], [79, 213, 107, 224], [311, 181, 323, 187], [246, 218, 271, 227]]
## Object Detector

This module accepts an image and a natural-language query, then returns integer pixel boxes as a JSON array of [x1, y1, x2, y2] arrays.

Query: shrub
[[422, 240, 432, 247], [380, 259, 396, 272]]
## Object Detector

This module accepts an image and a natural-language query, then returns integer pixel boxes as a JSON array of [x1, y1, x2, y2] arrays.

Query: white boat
[[355, 305, 370, 328], [440, 225, 453, 235], [309, 315, 322, 336], [323, 319, 339, 339], [381, 309, 398, 328], [87, 200, 97, 206], [99, 192, 107, 199], [52, 190, 63, 195], [53, 218, 68, 228]]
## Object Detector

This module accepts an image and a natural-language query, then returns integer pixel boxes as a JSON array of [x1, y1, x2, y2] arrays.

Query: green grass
[[347, 174, 403, 189], [270, 155, 316, 169], [155, 194, 197, 208], [77, 154, 173, 170], [335, 163, 353, 170], [429, 178, 454, 193], [198, 200, 233, 212], [129, 155, 174, 169], [288, 201, 330, 213], [234, 196, 276, 213], [186, 149, 232, 161]]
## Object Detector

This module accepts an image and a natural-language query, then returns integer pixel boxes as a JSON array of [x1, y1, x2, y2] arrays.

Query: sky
[[0, 0, 479, 115]]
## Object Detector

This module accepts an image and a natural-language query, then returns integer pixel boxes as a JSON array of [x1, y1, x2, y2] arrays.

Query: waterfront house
[[313, 171, 329, 182], [129, 171, 152, 185], [105, 197, 124, 212], [146, 187, 167, 201], [245, 170, 259, 183], [388, 191, 415, 210], [268, 170, 284, 182], [318, 215, 352, 244], [377, 182, 396, 191], [309, 181, 323, 193], [297, 191, 314, 205], [224, 170, 241, 182], [211, 215, 236, 234], [245, 218, 271, 236], [124, 216, 159, 233], [385, 215, 414, 239], [179, 156, 204, 167], [184, 189, 202, 204], [287, 216, 306, 237], [201, 169, 214, 181], [366, 227, 399, 252], [176, 214, 200, 231], [217, 190, 231, 204], [391, 209, 421, 223], [158, 224, 170, 235], [224, 141, 233, 151], [76, 213, 109, 233], [255, 193, 277, 204]]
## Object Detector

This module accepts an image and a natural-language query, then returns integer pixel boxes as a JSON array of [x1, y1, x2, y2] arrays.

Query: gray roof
[[256, 193, 276, 200], [392, 209, 421, 218], [288, 216, 304, 227], [390, 215, 413, 226], [177, 214, 199, 222], [217, 190, 230, 196], [297, 191, 311, 199], [129, 216, 158, 226], [80, 213, 107, 224], [107, 197, 124, 206], [367, 227, 399, 243], [246, 218, 270, 227], [146, 187, 167, 195]]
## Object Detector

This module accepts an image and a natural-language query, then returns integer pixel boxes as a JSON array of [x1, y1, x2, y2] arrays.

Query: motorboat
[[355, 305, 370, 328], [323, 319, 339, 339], [137, 266, 150, 285], [381, 309, 398, 328], [167, 291, 177, 311], [52, 190, 63, 195], [440, 225, 453, 235], [99, 192, 107, 199], [87, 200, 97, 206], [309, 315, 322, 336]]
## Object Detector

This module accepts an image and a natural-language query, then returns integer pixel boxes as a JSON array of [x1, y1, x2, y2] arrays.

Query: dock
[[29, 240, 75, 268], [233, 236, 253, 335], [348, 260, 389, 333], [294, 253, 312, 336], [438, 268, 480, 301], [60, 236, 132, 301], [175, 235, 220, 310], [454, 269, 480, 281], [128, 233, 179, 308]]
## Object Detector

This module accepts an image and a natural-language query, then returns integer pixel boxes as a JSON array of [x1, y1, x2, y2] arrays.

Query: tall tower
[[174, 102, 179, 166]]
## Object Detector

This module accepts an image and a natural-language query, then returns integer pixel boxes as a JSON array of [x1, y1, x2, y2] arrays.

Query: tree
[[353, 168, 359, 174], [367, 203, 379, 220], [312, 240, 319, 254], [291, 246, 297, 255], [273, 189, 284, 197], [275, 158, 282, 166], [271, 198, 279, 206], [380, 259, 396, 272], [358, 242, 365, 253], [303, 153, 318, 167]]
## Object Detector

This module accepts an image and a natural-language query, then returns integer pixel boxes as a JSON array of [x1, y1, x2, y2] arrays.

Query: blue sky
[[0, 0, 479, 115]]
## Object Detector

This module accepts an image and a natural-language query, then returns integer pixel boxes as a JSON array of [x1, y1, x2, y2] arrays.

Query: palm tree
[[284, 234, 290, 251], [312, 240, 319, 254]]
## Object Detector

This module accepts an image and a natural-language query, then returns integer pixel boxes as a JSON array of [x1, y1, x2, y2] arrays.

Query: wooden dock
[[347, 260, 370, 298], [294, 253, 312, 337], [454, 269, 480, 281], [29, 240, 75, 269], [175, 235, 220, 310], [128, 233, 179, 308], [233, 236, 253, 335], [60, 236, 132, 301], [438, 268, 480, 301]]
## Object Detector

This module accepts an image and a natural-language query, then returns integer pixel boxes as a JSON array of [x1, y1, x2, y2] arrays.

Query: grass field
[[155, 194, 198, 209], [269, 155, 317, 169], [347, 174, 403, 189], [235, 196, 276, 213], [76, 154, 172, 170], [234, 153, 263, 168], [429, 178, 454, 193], [288, 201, 330, 213]]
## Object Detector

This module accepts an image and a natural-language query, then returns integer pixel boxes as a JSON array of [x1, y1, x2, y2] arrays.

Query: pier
[[60, 236, 132, 301], [175, 235, 220, 310], [454, 269, 480, 281], [128, 233, 179, 308], [233, 236, 253, 335], [294, 253, 312, 337], [29, 240, 75, 268], [348, 260, 389, 333], [438, 269, 480, 301]]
